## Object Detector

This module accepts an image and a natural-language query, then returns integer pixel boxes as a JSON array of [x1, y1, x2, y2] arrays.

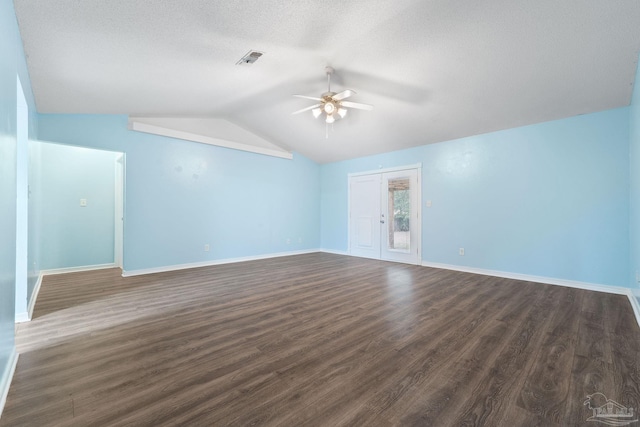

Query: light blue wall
[[31, 141, 118, 270], [0, 0, 19, 381], [630, 58, 640, 303], [37, 115, 321, 272], [1, 0, 37, 393], [322, 108, 630, 287]]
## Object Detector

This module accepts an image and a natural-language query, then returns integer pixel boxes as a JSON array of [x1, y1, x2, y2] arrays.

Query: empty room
[[1, 1, 640, 426]]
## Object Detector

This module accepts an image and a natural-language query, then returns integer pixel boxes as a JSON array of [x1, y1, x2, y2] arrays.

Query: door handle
[[380, 220, 385, 224]]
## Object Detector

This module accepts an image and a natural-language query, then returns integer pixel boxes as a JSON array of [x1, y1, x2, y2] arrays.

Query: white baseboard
[[40, 263, 118, 276], [122, 249, 321, 277], [16, 271, 45, 322], [15, 272, 42, 323], [421, 261, 630, 295], [0, 348, 18, 420], [14, 312, 29, 323], [319, 249, 349, 256], [26, 272, 43, 321], [627, 292, 640, 329], [422, 261, 640, 328]]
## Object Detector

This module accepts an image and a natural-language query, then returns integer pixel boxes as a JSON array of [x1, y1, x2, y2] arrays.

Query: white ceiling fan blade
[[332, 89, 356, 101], [341, 101, 374, 111], [293, 95, 324, 101], [332, 89, 355, 101], [292, 104, 323, 115]]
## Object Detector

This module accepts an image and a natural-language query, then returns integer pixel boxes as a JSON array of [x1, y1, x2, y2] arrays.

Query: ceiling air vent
[[236, 50, 264, 66]]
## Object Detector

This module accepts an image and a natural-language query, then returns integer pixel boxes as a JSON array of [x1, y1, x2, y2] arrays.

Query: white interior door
[[348, 167, 420, 265], [349, 174, 381, 259]]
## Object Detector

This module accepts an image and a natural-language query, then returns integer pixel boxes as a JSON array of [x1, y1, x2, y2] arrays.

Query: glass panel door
[[381, 169, 419, 264], [387, 177, 411, 252]]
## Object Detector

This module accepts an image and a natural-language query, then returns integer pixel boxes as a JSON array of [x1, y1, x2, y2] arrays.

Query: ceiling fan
[[292, 66, 373, 135]]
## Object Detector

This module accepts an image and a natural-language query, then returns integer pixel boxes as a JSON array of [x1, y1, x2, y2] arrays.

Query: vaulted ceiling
[[14, 0, 640, 163]]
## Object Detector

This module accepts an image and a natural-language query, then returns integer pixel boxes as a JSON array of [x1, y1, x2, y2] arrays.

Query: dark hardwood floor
[[1, 253, 639, 426]]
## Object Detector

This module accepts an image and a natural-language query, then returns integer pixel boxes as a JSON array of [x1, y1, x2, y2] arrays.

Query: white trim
[[15, 272, 43, 323], [421, 261, 631, 295], [627, 292, 640, 329], [346, 173, 352, 257], [114, 153, 124, 269], [319, 249, 349, 256], [128, 121, 293, 160], [26, 273, 43, 321], [40, 263, 118, 276], [14, 312, 29, 323], [347, 163, 422, 178], [122, 249, 320, 277], [416, 167, 422, 264], [0, 348, 18, 419]]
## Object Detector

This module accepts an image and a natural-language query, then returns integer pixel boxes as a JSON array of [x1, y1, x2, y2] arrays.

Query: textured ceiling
[[14, 0, 640, 163]]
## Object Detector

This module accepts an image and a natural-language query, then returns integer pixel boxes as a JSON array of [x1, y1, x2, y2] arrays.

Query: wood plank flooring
[[1, 253, 639, 426]]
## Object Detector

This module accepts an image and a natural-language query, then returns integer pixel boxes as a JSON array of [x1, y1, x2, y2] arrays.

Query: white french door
[[349, 174, 382, 259], [349, 166, 420, 265]]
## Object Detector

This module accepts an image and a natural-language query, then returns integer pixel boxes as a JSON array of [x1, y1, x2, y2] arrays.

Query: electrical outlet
[[459, 248, 465, 256], [80, 198, 87, 207], [426, 200, 432, 208], [204, 244, 210, 252]]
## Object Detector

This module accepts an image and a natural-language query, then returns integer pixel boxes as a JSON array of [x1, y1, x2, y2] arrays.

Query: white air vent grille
[[236, 50, 264, 66]]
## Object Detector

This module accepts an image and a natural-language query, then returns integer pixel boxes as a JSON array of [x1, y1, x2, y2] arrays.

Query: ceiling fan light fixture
[[292, 66, 373, 135], [324, 102, 336, 114]]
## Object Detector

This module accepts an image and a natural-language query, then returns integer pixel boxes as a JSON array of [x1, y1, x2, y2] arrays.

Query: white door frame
[[15, 75, 29, 321], [114, 154, 125, 269], [348, 163, 422, 265]]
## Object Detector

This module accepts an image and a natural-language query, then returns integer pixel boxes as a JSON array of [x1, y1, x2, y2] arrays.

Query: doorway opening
[[29, 142, 124, 272]]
